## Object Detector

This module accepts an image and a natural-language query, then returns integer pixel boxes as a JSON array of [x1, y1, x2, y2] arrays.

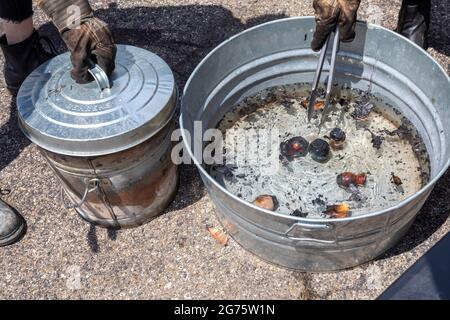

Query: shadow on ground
[[429, 0, 450, 60], [0, 98, 30, 173], [379, 168, 450, 260]]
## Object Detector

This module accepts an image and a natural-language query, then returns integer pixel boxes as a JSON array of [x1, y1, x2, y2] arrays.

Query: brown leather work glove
[[311, 0, 361, 51], [38, 0, 116, 83]]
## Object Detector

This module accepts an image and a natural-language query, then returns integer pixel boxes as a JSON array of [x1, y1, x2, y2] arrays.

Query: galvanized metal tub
[[18, 45, 179, 229], [180, 17, 450, 271]]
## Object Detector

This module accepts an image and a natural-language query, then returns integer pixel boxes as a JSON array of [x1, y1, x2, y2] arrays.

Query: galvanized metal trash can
[[180, 17, 450, 271], [17, 45, 179, 228]]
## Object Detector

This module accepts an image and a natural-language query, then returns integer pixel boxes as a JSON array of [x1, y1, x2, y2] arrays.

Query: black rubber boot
[[0, 199, 26, 247], [396, 0, 431, 49], [0, 29, 57, 95]]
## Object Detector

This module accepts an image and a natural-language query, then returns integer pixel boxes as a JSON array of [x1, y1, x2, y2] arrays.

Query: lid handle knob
[[87, 60, 111, 91]]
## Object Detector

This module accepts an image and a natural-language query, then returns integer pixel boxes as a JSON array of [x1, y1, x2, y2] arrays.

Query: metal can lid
[[17, 45, 177, 157]]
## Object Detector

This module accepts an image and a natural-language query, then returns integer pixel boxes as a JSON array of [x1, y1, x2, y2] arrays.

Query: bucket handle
[[61, 178, 100, 210], [87, 60, 111, 91], [285, 222, 336, 243]]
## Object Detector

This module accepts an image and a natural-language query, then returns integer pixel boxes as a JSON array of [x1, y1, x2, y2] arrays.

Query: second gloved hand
[[38, 0, 116, 83], [311, 0, 361, 51]]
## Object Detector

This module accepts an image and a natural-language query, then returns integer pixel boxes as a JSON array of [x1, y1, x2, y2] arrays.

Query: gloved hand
[[38, 0, 116, 83], [311, 0, 361, 51]]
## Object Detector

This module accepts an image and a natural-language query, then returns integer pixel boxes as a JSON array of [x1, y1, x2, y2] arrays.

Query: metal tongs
[[307, 26, 340, 131]]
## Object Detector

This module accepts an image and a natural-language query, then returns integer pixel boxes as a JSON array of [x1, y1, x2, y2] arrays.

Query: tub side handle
[[285, 222, 336, 243], [87, 60, 111, 91], [61, 178, 100, 210]]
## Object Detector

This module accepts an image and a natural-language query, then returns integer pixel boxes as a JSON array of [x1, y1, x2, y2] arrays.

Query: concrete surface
[[1, 0, 449, 300]]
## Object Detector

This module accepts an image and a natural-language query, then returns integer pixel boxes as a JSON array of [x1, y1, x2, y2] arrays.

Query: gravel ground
[[0, 0, 449, 300]]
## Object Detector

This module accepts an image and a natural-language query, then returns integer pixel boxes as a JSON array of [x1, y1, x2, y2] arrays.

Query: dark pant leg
[[402, 0, 431, 22], [398, 0, 431, 48], [0, 0, 33, 23]]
